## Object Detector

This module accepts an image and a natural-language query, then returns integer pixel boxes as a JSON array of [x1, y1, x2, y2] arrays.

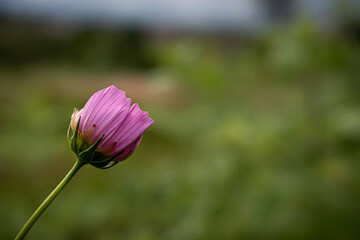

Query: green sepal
[[77, 137, 90, 154], [70, 116, 81, 154], [98, 161, 120, 169], [90, 158, 113, 169], [89, 152, 116, 168], [78, 135, 104, 163], [67, 116, 122, 169], [89, 149, 124, 169], [90, 159, 119, 169]]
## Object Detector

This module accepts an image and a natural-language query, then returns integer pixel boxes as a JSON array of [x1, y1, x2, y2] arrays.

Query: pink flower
[[68, 85, 154, 168]]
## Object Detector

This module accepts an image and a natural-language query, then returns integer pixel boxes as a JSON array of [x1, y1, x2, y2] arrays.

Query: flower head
[[67, 85, 154, 168]]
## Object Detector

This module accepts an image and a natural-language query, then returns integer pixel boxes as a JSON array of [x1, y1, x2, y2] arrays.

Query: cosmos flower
[[68, 85, 154, 168], [16, 85, 154, 240]]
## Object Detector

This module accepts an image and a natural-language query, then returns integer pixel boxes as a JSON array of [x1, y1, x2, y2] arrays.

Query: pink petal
[[79, 87, 111, 132], [110, 103, 154, 153], [114, 134, 143, 162], [78, 86, 131, 144]]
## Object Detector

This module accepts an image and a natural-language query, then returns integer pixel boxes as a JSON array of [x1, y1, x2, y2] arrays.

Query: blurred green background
[[1, 1, 360, 240]]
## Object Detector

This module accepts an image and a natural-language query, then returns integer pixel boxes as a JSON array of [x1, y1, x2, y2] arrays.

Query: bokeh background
[[1, 0, 360, 239]]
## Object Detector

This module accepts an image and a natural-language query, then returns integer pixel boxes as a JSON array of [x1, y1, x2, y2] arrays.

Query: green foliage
[[1, 22, 360, 240]]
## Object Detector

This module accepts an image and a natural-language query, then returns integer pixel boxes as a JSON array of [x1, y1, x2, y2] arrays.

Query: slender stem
[[15, 159, 84, 240]]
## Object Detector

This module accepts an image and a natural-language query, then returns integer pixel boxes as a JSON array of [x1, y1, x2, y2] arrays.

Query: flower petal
[[79, 87, 111, 132], [110, 103, 154, 153], [78, 86, 131, 144], [91, 97, 131, 143], [114, 134, 143, 162]]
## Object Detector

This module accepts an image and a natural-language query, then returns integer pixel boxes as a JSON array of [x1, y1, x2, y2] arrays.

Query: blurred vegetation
[[1, 18, 360, 240]]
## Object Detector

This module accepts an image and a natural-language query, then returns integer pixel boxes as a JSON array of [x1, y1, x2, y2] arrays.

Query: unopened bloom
[[67, 85, 154, 168]]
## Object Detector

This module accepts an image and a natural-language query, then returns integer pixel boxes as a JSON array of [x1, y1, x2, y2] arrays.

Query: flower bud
[[67, 85, 154, 169]]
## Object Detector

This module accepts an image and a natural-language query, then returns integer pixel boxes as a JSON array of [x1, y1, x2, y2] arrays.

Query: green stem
[[15, 159, 84, 240]]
